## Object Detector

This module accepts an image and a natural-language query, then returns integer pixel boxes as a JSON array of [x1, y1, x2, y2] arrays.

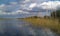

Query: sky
[[0, 0, 60, 18]]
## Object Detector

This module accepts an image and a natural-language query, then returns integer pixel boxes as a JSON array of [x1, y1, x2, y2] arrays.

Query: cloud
[[0, 4, 6, 10], [0, 0, 60, 18], [28, 3, 37, 10], [0, 10, 30, 15], [0, 3, 30, 15], [15, 10, 30, 14], [28, 1, 60, 10], [39, 1, 60, 10], [0, 10, 5, 15], [0, 4, 5, 7], [25, 1, 60, 12], [23, 0, 30, 3]]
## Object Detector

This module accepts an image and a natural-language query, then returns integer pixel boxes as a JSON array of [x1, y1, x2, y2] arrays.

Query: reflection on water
[[0, 19, 57, 36]]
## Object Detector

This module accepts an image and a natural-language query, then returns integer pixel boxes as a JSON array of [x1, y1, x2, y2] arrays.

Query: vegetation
[[51, 10, 60, 23], [22, 17, 59, 34], [20, 9, 60, 34], [51, 10, 60, 18]]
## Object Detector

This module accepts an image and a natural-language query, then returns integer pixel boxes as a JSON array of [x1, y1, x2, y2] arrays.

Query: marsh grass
[[22, 17, 60, 34]]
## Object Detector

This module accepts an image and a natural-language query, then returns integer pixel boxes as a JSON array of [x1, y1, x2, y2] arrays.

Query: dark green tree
[[51, 10, 60, 22], [51, 10, 60, 18], [51, 12, 56, 18]]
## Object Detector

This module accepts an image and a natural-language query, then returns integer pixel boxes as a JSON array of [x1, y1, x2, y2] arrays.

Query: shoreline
[[19, 17, 60, 35]]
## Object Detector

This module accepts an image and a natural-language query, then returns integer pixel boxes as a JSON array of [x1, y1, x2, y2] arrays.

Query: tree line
[[51, 9, 60, 22]]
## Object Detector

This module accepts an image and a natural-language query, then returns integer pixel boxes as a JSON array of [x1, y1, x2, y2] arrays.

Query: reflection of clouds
[[28, 27, 36, 36], [0, 19, 56, 36], [41, 28, 55, 36]]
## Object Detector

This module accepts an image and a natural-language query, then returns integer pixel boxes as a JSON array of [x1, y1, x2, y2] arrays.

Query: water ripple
[[0, 19, 57, 36]]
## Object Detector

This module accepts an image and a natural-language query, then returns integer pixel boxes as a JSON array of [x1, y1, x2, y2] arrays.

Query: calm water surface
[[0, 19, 57, 36]]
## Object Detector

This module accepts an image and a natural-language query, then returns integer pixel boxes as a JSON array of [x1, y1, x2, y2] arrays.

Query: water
[[0, 19, 57, 36]]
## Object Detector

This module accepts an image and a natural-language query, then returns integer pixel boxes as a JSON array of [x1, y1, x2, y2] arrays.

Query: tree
[[51, 10, 60, 22], [51, 10, 60, 18], [56, 10, 60, 18], [51, 12, 56, 18], [34, 16, 38, 18]]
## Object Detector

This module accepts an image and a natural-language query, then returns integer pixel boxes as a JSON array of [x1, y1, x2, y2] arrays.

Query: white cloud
[[25, 1, 60, 10], [0, 10, 7, 15], [0, 3, 30, 15], [39, 1, 60, 10], [23, 0, 30, 3], [29, 3, 37, 8], [0, 4, 6, 10], [28, 3, 37, 10], [0, 0, 60, 16], [0, 10, 29, 15], [16, 10, 30, 14], [0, 4, 5, 8]]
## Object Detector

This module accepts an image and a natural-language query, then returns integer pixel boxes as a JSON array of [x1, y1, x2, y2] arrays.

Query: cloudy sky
[[0, 0, 60, 18]]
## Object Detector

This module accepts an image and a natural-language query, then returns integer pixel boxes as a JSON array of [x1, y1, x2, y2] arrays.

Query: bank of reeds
[[22, 17, 60, 34]]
